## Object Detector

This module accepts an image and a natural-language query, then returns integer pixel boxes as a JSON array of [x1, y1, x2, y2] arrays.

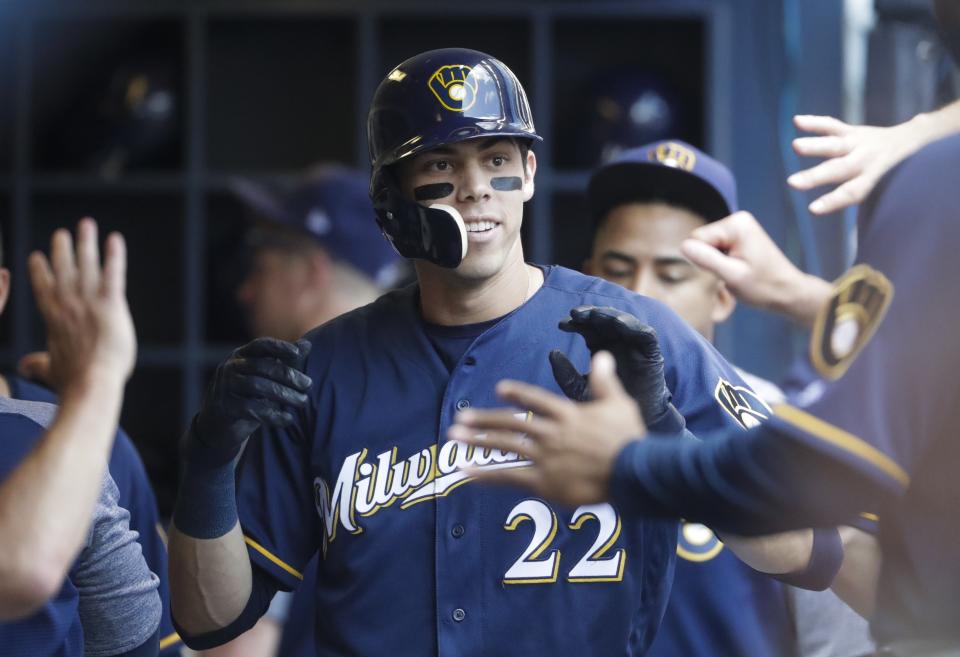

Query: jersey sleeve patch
[[810, 264, 894, 381], [771, 403, 909, 489], [714, 378, 772, 430]]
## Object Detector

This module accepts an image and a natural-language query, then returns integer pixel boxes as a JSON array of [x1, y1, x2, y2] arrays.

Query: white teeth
[[465, 221, 496, 233]]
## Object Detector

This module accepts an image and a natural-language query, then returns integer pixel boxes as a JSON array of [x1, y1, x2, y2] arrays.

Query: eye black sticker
[[414, 183, 455, 201], [490, 176, 522, 191]]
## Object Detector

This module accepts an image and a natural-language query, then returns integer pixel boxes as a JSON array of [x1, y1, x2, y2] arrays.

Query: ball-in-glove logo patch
[[428, 65, 479, 112], [811, 264, 893, 381]]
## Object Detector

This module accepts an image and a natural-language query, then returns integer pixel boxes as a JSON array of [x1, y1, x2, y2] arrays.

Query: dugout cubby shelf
[[205, 17, 359, 171], [2, 1, 726, 516], [30, 18, 185, 174], [30, 193, 185, 346]]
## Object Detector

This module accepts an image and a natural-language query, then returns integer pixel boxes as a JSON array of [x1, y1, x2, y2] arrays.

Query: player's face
[[236, 247, 313, 341], [586, 202, 734, 341], [397, 137, 536, 281]]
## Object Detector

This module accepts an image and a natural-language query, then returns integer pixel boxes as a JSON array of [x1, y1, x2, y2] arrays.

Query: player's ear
[[711, 279, 736, 324], [522, 149, 537, 202], [0, 268, 11, 316], [582, 257, 595, 275]]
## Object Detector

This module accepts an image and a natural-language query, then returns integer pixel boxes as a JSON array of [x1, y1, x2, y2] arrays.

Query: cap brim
[[588, 162, 732, 225]]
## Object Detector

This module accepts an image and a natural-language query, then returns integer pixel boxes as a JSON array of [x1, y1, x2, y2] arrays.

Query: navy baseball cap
[[587, 140, 738, 225], [235, 166, 404, 288]]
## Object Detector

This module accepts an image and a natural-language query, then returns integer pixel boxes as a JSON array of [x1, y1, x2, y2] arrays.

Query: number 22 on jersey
[[502, 499, 626, 584]]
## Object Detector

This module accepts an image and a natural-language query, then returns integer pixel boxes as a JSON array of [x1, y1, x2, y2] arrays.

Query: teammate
[[167, 48, 768, 657], [583, 139, 873, 657], [204, 166, 402, 657], [0, 227, 182, 655], [0, 219, 161, 655], [451, 132, 960, 654]]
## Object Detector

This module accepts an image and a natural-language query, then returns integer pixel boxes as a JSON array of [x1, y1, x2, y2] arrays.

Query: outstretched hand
[[28, 218, 136, 397], [788, 114, 932, 215], [449, 351, 645, 507]]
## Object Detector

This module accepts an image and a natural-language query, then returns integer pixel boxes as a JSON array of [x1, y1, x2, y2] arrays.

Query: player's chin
[[454, 252, 504, 281]]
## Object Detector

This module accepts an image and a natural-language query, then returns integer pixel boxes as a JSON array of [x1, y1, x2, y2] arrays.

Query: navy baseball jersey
[[0, 398, 161, 657], [0, 413, 83, 657], [609, 135, 960, 648], [7, 376, 182, 655], [236, 265, 755, 657], [648, 526, 798, 657]]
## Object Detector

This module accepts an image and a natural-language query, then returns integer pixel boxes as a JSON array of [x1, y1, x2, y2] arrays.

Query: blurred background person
[[583, 140, 875, 657]]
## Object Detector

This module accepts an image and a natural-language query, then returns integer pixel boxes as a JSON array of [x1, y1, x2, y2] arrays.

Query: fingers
[[454, 406, 550, 437], [806, 176, 874, 215], [465, 465, 542, 492], [548, 349, 588, 401], [76, 218, 101, 297], [17, 351, 52, 384], [494, 379, 573, 421], [680, 238, 749, 285], [102, 231, 127, 298], [243, 399, 297, 428], [236, 337, 309, 365], [229, 375, 310, 408], [50, 228, 78, 300], [786, 153, 860, 191], [587, 351, 629, 402], [686, 210, 754, 250], [792, 135, 850, 159], [232, 357, 313, 392], [28, 251, 56, 318], [793, 114, 852, 136], [448, 426, 539, 461]]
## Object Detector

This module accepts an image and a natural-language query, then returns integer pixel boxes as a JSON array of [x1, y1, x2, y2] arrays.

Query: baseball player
[[0, 219, 161, 656], [583, 139, 873, 657], [451, 132, 960, 654], [167, 48, 774, 657], [0, 230, 182, 655]]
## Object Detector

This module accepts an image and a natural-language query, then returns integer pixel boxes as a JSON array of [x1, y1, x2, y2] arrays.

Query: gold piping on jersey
[[772, 403, 909, 488]]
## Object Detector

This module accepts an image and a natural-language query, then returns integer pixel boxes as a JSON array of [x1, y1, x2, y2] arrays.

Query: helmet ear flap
[[374, 190, 468, 268]]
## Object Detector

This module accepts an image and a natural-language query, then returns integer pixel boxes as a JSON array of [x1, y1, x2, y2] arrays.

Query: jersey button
[[452, 608, 466, 622], [452, 524, 465, 538], [456, 399, 470, 411]]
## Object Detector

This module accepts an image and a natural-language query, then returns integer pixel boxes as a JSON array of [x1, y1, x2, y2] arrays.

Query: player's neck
[[0, 373, 10, 398], [416, 255, 542, 326]]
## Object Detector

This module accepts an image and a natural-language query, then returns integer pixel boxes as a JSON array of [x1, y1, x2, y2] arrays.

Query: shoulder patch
[[810, 264, 894, 381], [714, 378, 771, 430]]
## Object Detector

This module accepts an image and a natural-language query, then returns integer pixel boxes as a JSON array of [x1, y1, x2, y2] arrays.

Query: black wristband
[[770, 527, 844, 591]]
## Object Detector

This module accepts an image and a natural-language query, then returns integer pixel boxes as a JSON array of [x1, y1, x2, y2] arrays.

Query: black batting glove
[[187, 337, 314, 463], [550, 305, 685, 435]]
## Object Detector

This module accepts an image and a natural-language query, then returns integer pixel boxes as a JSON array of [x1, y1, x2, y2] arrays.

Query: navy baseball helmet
[[367, 48, 542, 268], [587, 140, 737, 225]]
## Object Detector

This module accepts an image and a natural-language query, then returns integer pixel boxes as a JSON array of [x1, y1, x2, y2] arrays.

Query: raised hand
[[450, 351, 644, 507], [680, 211, 832, 328], [28, 218, 136, 397], [191, 337, 313, 458], [549, 305, 685, 435]]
